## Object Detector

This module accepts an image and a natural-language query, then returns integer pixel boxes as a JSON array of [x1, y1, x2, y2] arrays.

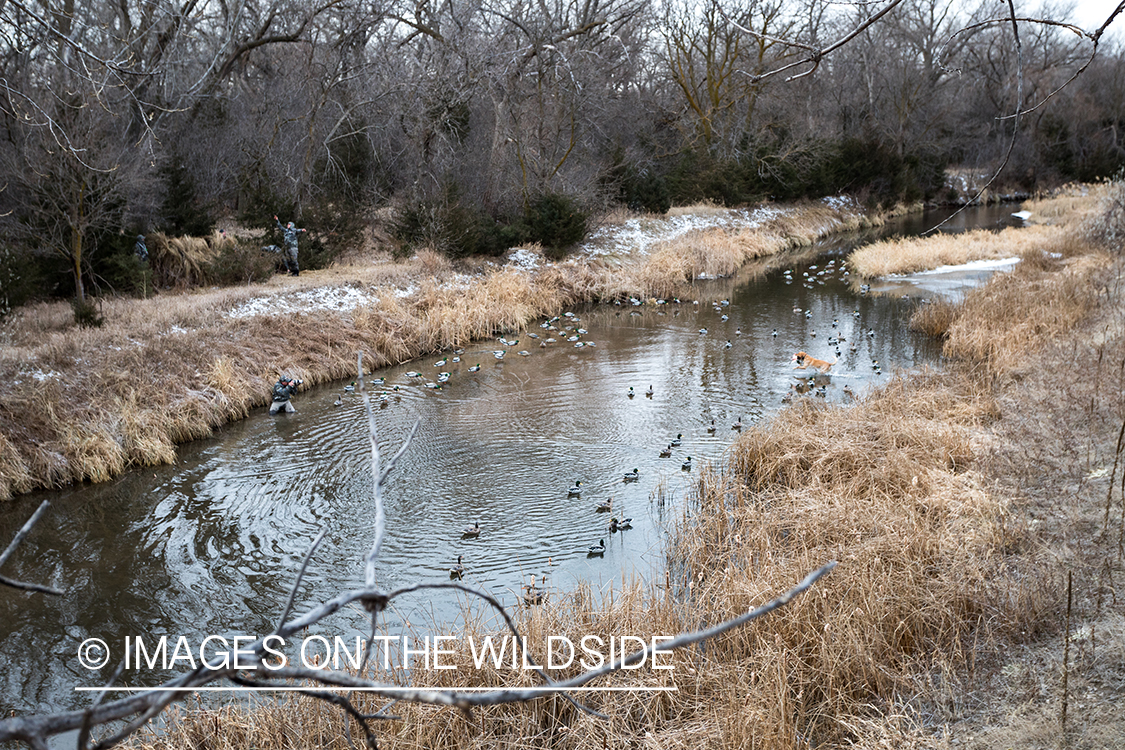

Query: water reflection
[[0, 206, 1012, 714]]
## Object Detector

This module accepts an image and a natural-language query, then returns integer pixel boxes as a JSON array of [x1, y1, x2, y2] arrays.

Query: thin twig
[[0, 500, 63, 595]]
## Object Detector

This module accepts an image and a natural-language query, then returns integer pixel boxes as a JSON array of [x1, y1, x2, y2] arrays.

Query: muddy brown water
[[0, 205, 1021, 714]]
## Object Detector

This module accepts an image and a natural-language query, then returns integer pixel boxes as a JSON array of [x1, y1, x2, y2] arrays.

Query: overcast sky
[[1066, 0, 1122, 31]]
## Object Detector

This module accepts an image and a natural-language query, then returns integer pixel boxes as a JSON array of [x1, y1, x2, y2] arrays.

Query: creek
[[0, 204, 1021, 715]]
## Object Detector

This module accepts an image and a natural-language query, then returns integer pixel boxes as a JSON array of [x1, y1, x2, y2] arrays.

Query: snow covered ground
[[225, 197, 860, 318]]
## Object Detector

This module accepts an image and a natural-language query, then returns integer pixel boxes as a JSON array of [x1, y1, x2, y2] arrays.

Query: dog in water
[[792, 351, 837, 373]]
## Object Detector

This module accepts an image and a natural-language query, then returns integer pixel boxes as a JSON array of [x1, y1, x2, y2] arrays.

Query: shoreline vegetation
[[120, 185, 1125, 747], [0, 198, 879, 502]]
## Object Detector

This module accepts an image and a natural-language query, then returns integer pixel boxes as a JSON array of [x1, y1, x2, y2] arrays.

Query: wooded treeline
[[0, 0, 1121, 314]]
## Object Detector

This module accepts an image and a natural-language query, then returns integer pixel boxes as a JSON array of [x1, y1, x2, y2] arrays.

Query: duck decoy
[[462, 521, 480, 538], [610, 517, 633, 533], [659, 445, 672, 458], [568, 480, 583, 496], [623, 468, 639, 482], [681, 456, 693, 471], [434, 357, 448, 367], [724, 340, 733, 349], [732, 416, 743, 430], [772, 329, 778, 337], [492, 350, 506, 360], [468, 363, 481, 372], [370, 377, 385, 385], [587, 539, 606, 557], [343, 381, 356, 392], [523, 575, 546, 605], [406, 371, 422, 378], [627, 387, 635, 399], [596, 497, 613, 513], [518, 350, 530, 356], [670, 434, 682, 447], [450, 555, 465, 579], [332, 397, 343, 407], [707, 419, 716, 433], [645, 385, 654, 397]]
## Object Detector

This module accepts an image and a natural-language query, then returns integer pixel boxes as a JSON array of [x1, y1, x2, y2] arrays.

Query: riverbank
[[848, 182, 1108, 279], [0, 198, 878, 502], [125, 186, 1125, 747]]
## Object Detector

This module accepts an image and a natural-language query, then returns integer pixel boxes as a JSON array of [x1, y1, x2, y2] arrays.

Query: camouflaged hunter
[[270, 375, 302, 414], [273, 216, 306, 275]]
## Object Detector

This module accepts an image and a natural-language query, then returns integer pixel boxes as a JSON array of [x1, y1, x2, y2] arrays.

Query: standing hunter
[[273, 215, 306, 276]]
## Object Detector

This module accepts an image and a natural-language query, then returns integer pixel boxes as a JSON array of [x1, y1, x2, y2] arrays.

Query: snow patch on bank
[[891, 257, 1022, 278], [579, 203, 796, 257], [227, 286, 380, 319]]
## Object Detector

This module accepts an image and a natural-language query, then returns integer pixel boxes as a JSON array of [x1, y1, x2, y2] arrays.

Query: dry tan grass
[[112, 189, 1125, 749], [127, 358, 1059, 750], [1, 200, 877, 501]]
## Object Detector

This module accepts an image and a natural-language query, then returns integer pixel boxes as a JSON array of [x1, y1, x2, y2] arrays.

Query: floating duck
[[682, 457, 693, 471], [610, 517, 632, 531], [659, 445, 672, 458], [645, 385, 654, 397], [596, 497, 613, 513], [344, 382, 356, 392], [370, 377, 385, 385], [623, 468, 639, 482], [450, 555, 465, 579], [670, 434, 682, 447], [462, 521, 480, 538], [568, 480, 583, 496], [732, 416, 743, 430], [707, 419, 716, 433], [587, 539, 606, 557]]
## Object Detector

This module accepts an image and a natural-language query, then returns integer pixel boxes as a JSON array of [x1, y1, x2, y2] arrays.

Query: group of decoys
[[363, 278, 885, 603]]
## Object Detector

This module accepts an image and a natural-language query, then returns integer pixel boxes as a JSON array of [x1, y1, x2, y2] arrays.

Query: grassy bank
[[0, 199, 877, 501], [123, 190, 1125, 748], [848, 183, 1110, 278]]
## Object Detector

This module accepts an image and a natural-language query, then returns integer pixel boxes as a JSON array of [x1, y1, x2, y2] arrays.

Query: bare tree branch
[[0, 500, 63, 595]]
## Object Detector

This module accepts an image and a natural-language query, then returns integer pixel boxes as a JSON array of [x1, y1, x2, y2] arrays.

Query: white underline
[[75, 686, 677, 693]]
